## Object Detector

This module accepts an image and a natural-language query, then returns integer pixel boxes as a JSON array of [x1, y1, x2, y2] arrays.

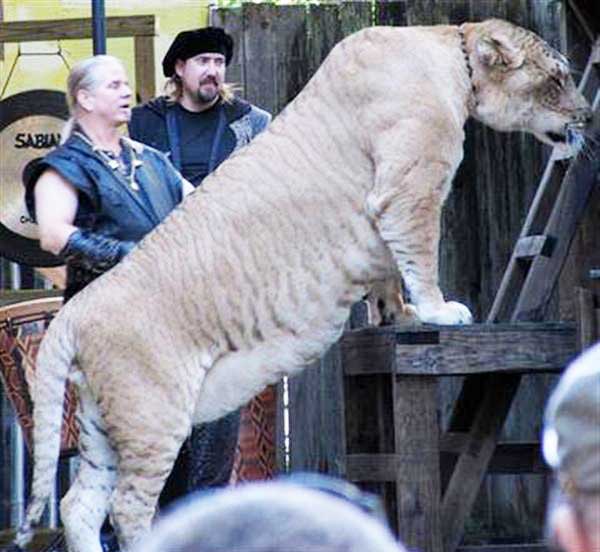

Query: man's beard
[[197, 80, 220, 103]]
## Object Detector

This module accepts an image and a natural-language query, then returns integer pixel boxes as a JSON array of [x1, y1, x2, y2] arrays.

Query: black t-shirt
[[175, 102, 221, 186]]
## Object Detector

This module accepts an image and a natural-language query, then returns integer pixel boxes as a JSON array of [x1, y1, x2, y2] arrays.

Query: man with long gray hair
[[23, 54, 194, 552]]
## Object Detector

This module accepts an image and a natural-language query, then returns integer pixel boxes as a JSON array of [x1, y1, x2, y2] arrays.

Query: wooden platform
[[341, 322, 576, 376], [288, 321, 578, 552]]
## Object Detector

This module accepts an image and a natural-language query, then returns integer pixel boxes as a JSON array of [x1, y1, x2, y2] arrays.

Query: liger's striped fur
[[18, 19, 590, 551]]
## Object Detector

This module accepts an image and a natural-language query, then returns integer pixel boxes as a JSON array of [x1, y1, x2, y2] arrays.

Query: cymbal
[[0, 90, 68, 267]]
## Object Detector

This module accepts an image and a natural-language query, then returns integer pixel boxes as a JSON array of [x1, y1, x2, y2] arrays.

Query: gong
[[0, 89, 69, 267]]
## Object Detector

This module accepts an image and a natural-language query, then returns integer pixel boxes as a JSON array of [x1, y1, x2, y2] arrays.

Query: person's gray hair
[[543, 343, 600, 547], [60, 55, 125, 143], [133, 481, 406, 552]]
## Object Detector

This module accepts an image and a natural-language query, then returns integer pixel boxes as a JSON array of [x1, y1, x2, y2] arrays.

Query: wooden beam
[[341, 328, 397, 375], [440, 438, 549, 475], [134, 34, 155, 103], [341, 323, 577, 376], [514, 235, 555, 260], [576, 287, 598, 349], [348, 442, 549, 480], [346, 453, 398, 482], [0, 15, 155, 44]]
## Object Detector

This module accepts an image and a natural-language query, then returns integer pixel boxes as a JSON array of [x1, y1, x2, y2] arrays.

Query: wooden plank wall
[[558, 0, 600, 319], [211, 0, 597, 544]]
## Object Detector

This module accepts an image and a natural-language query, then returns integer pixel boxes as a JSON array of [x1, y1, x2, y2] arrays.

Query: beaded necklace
[[74, 130, 142, 191]]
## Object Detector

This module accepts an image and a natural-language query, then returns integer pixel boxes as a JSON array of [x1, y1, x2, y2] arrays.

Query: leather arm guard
[[60, 229, 135, 274]]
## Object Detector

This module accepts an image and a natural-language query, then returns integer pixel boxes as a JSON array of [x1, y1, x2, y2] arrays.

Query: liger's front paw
[[417, 301, 473, 325]]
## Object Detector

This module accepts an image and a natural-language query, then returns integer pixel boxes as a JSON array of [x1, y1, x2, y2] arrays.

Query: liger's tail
[[14, 314, 77, 548]]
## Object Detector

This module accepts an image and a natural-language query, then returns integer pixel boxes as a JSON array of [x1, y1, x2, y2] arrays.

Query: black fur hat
[[162, 27, 234, 77]]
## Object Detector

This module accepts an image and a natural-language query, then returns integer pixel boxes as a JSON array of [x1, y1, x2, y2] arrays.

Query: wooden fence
[[211, 0, 600, 544]]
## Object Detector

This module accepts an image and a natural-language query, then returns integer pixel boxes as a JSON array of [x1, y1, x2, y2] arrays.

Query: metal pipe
[[48, 478, 58, 529], [10, 263, 21, 291], [92, 0, 107, 55], [8, 263, 26, 528], [11, 422, 25, 528]]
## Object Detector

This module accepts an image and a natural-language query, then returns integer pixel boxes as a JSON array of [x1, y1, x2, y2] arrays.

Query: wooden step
[[514, 235, 556, 260]]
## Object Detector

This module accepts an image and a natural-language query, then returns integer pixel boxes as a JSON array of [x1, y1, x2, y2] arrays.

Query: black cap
[[162, 27, 234, 77]]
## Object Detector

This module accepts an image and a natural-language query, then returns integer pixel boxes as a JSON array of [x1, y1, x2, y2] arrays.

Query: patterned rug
[[231, 385, 278, 482], [0, 311, 79, 453], [0, 309, 277, 478]]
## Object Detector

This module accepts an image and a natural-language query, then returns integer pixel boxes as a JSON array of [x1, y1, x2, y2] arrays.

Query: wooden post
[[393, 375, 442, 552], [576, 287, 598, 349], [288, 345, 347, 476], [134, 35, 155, 104]]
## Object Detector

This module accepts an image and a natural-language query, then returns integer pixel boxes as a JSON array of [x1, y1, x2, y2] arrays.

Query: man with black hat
[[129, 26, 270, 187], [128, 26, 270, 509], [543, 343, 600, 552]]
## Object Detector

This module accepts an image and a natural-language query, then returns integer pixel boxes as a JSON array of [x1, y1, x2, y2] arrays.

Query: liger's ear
[[475, 33, 524, 70]]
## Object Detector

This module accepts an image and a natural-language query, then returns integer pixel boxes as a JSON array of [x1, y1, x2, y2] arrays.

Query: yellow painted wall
[[0, 0, 210, 102]]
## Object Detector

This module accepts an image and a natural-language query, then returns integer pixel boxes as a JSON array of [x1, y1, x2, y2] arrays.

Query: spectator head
[[134, 475, 406, 552], [543, 343, 600, 552]]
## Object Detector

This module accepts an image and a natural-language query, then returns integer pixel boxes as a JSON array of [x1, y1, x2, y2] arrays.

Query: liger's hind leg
[[61, 382, 117, 552], [110, 429, 189, 550], [104, 357, 205, 549]]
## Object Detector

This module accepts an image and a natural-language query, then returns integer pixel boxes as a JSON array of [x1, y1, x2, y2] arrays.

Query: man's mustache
[[200, 77, 218, 86]]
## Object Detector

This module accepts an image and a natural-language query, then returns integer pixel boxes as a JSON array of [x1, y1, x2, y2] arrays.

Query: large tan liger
[[18, 19, 590, 552]]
